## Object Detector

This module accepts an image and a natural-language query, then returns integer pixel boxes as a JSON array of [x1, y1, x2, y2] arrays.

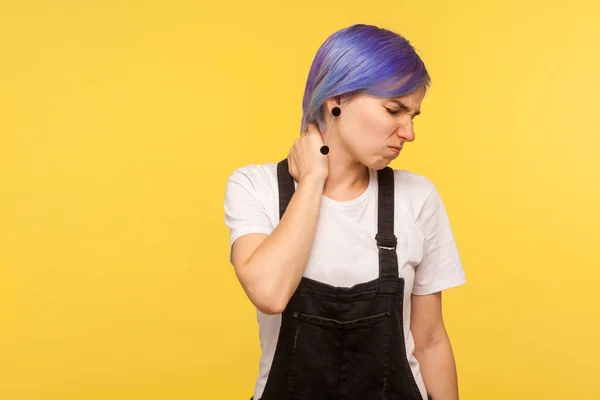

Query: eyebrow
[[390, 99, 421, 117]]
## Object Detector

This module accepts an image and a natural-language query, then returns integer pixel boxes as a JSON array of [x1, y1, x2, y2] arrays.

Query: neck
[[322, 141, 370, 202]]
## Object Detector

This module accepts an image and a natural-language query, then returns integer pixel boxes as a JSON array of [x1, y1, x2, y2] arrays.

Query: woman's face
[[328, 86, 426, 170]]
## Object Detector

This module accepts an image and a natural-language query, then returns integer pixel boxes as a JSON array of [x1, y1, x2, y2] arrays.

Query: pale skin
[[230, 86, 459, 399]]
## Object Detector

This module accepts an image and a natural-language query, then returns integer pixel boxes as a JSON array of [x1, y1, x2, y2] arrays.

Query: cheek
[[340, 107, 386, 137], [363, 106, 395, 133], [362, 115, 394, 148], [338, 111, 362, 140], [341, 107, 389, 145], [341, 118, 372, 150]]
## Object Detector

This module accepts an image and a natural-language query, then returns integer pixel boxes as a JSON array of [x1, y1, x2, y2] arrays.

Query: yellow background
[[1, 1, 599, 399]]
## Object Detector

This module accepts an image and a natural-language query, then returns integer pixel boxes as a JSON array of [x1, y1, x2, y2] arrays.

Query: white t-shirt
[[224, 162, 466, 400]]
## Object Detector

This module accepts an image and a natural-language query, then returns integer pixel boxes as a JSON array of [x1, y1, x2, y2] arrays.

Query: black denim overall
[[252, 159, 430, 400]]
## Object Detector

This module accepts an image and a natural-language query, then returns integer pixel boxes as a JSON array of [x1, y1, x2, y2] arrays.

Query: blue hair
[[301, 24, 431, 133]]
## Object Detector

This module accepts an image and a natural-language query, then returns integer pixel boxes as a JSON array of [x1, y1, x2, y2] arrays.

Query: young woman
[[224, 23, 466, 400]]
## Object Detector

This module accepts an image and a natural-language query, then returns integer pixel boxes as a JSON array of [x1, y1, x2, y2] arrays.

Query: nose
[[396, 120, 415, 142]]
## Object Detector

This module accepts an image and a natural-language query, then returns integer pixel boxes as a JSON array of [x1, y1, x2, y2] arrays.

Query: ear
[[324, 95, 342, 113]]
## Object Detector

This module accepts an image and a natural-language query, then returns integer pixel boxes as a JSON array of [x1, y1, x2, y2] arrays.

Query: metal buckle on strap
[[375, 234, 397, 250]]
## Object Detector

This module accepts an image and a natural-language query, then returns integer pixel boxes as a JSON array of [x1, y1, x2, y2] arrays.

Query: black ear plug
[[320, 106, 341, 155]]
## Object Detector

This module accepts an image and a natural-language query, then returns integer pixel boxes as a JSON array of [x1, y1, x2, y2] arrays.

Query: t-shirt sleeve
[[224, 167, 274, 248], [412, 182, 466, 295]]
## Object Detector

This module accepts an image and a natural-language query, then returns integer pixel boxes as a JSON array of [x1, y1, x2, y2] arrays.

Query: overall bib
[[253, 159, 430, 400]]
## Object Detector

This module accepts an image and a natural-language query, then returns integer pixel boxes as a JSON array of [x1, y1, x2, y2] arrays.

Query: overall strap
[[277, 159, 295, 220], [376, 167, 400, 294]]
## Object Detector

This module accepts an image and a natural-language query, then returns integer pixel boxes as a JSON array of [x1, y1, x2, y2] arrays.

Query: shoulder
[[224, 162, 281, 246], [226, 161, 279, 190], [386, 167, 452, 224], [224, 161, 282, 219], [389, 168, 436, 204]]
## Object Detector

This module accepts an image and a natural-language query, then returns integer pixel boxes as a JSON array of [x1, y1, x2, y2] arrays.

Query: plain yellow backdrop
[[1, 1, 599, 399]]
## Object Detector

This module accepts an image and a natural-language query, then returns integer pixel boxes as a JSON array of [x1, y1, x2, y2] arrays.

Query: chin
[[363, 157, 392, 171]]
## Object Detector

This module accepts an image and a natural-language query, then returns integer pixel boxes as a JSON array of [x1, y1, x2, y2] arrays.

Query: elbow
[[257, 302, 287, 315], [414, 331, 450, 354], [237, 266, 293, 315], [249, 287, 290, 315]]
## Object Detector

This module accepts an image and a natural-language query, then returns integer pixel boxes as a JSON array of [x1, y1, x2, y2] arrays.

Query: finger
[[305, 122, 320, 136], [303, 124, 325, 148], [287, 156, 298, 179]]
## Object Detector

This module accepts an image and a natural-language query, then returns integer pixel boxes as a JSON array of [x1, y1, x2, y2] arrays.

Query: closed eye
[[388, 99, 421, 118], [386, 108, 399, 115]]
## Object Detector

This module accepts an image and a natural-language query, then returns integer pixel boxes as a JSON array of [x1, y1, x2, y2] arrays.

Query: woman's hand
[[287, 123, 329, 183]]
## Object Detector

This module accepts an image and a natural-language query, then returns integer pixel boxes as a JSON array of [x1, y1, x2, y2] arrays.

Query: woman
[[224, 24, 466, 400]]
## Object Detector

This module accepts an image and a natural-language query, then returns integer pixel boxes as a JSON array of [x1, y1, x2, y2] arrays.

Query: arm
[[411, 292, 459, 400], [411, 181, 466, 398], [227, 124, 328, 315], [231, 174, 325, 315]]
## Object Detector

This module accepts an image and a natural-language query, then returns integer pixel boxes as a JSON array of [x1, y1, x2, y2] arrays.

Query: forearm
[[414, 335, 459, 400], [243, 175, 325, 313]]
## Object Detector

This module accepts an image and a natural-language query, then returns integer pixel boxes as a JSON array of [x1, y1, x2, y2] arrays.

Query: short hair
[[300, 24, 431, 133]]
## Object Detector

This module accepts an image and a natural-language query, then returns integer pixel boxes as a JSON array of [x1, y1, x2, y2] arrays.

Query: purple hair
[[300, 24, 431, 133]]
